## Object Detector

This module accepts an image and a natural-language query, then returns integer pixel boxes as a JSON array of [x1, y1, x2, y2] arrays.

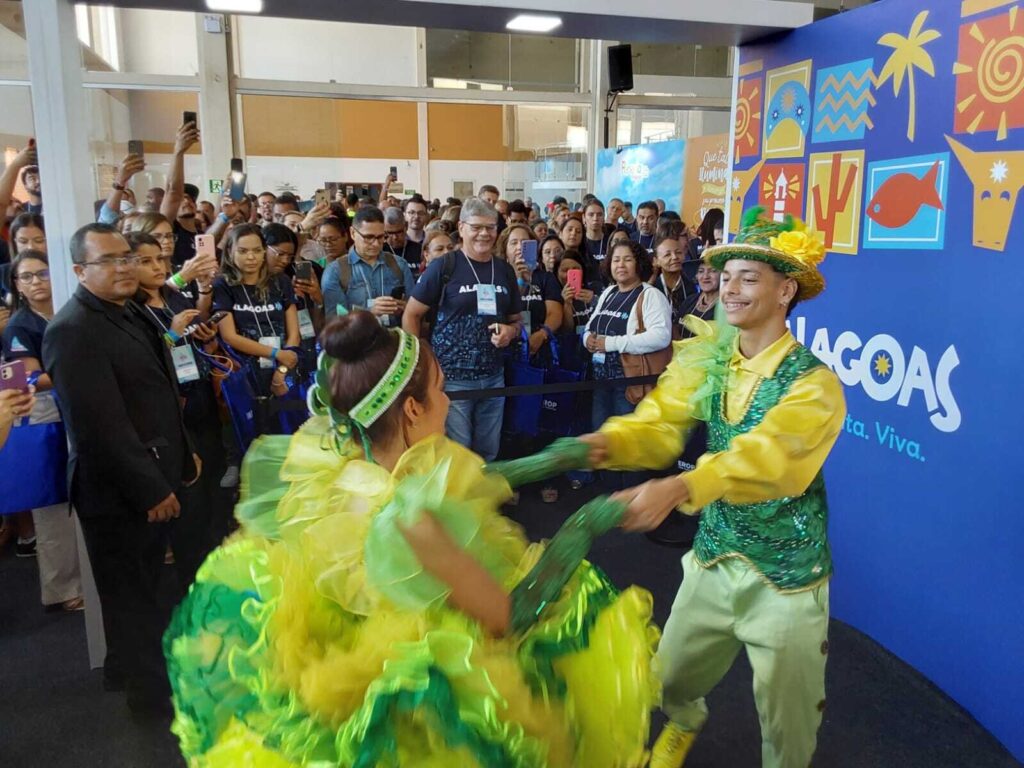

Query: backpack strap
[[441, 251, 457, 286], [339, 257, 352, 293], [382, 251, 402, 282]]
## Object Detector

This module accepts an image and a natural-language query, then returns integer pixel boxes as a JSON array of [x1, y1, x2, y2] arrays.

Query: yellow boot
[[648, 722, 699, 768]]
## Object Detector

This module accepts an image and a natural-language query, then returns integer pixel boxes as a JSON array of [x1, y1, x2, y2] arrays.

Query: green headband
[[307, 329, 422, 458]]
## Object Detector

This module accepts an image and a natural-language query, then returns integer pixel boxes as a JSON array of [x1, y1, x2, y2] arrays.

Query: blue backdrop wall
[[732, 0, 1024, 758]]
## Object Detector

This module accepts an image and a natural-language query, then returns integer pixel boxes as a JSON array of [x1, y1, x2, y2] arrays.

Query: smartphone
[[520, 240, 538, 271], [229, 172, 248, 202], [0, 360, 28, 393], [567, 268, 583, 294], [183, 110, 197, 127], [295, 261, 314, 281], [314, 188, 329, 208], [128, 139, 144, 159], [390, 286, 406, 300], [389, 165, 398, 180], [230, 157, 244, 174], [195, 234, 216, 260], [207, 310, 230, 325]]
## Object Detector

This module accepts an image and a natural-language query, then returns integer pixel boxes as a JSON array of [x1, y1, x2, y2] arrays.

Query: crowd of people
[[0, 117, 844, 768]]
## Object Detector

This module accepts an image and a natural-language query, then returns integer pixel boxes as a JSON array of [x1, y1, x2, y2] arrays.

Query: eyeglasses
[[15, 269, 50, 284], [464, 223, 497, 234], [354, 231, 386, 243], [267, 245, 295, 260], [81, 256, 138, 268]]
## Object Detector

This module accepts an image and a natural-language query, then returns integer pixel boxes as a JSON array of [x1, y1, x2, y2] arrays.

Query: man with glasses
[[383, 206, 422, 273], [404, 197, 522, 461], [42, 223, 200, 723], [404, 193, 429, 247], [322, 207, 414, 326]]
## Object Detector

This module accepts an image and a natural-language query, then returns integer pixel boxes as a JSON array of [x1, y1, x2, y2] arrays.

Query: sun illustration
[[781, 86, 797, 112], [990, 159, 1009, 182], [735, 80, 762, 154], [953, 10, 1024, 141], [873, 353, 893, 378]]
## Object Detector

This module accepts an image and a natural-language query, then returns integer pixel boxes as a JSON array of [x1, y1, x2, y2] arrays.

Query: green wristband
[[171, 272, 187, 289]]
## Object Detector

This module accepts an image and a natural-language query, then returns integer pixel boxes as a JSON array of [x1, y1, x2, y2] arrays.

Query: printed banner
[[682, 134, 729, 228]]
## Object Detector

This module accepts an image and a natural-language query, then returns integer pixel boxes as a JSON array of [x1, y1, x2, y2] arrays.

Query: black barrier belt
[[264, 374, 661, 414]]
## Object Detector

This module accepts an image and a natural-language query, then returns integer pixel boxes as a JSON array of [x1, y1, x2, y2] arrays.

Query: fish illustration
[[866, 160, 943, 229]]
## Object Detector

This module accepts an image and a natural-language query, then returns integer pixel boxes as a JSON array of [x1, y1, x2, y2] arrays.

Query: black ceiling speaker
[[608, 44, 634, 93]]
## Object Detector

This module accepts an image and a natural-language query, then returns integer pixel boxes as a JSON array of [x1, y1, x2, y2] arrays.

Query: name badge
[[520, 310, 532, 335], [259, 335, 281, 369], [171, 344, 200, 384], [476, 284, 497, 316], [592, 351, 606, 364], [335, 304, 348, 316], [297, 308, 316, 340]]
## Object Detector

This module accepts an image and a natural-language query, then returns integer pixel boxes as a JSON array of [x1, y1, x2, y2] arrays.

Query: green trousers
[[657, 550, 830, 768]]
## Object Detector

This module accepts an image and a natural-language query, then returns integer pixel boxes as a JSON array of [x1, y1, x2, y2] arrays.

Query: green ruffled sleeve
[[364, 457, 486, 611]]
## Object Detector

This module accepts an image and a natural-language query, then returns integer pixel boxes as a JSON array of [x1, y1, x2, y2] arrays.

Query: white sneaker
[[219, 465, 240, 488]]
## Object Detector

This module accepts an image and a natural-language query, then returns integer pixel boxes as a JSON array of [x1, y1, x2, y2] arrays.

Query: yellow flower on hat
[[770, 229, 826, 267]]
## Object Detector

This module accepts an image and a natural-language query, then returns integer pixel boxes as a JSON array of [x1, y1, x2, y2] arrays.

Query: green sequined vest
[[693, 343, 832, 591]]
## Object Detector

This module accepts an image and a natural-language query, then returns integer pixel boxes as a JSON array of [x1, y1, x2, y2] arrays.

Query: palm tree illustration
[[877, 10, 941, 142]]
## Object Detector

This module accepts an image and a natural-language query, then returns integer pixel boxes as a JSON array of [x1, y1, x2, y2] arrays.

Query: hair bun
[[321, 311, 391, 363]]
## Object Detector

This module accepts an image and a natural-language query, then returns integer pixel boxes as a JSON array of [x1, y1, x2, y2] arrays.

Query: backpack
[[338, 251, 403, 293]]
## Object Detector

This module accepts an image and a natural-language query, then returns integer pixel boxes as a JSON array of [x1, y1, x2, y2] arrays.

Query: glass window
[[84, 88, 202, 202], [627, 43, 731, 78], [426, 29, 578, 92], [615, 107, 730, 147], [0, 16, 30, 80], [235, 17, 419, 87], [77, 6, 198, 76]]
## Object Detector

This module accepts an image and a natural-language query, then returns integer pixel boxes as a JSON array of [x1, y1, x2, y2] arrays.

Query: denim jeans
[[591, 384, 641, 490], [444, 371, 505, 461]]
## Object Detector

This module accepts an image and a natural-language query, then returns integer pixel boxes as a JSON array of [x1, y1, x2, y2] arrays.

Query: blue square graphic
[[812, 59, 875, 144], [862, 152, 950, 250]]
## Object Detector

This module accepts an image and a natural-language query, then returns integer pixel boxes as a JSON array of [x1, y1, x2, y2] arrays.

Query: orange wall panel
[[241, 96, 418, 159]]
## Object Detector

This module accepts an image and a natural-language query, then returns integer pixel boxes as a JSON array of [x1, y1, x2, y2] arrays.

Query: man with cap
[[160, 119, 202, 270], [580, 206, 846, 768]]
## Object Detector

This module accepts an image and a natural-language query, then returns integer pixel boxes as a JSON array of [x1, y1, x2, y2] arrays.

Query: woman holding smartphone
[[130, 211, 216, 317], [129, 232, 224, 576], [0, 250, 82, 610], [265, 223, 323, 375], [213, 224, 300, 397]]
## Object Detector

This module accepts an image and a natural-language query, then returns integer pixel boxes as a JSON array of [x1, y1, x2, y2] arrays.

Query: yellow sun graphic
[[781, 87, 796, 111], [873, 353, 893, 378]]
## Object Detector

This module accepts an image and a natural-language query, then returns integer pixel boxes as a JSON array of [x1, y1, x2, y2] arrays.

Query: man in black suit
[[42, 223, 200, 720]]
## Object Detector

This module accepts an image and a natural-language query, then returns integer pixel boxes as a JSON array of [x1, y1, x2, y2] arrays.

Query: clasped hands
[[577, 433, 691, 532]]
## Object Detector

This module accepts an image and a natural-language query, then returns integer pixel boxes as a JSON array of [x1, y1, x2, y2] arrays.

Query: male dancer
[[582, 207, 846, 768]]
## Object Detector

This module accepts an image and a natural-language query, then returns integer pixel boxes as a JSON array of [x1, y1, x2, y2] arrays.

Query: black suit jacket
[[42, 285, 196, 518]]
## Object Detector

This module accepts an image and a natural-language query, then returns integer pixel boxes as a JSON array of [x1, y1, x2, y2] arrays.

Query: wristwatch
[[276, 365, 289, 376], [112, 181, 126, 191]]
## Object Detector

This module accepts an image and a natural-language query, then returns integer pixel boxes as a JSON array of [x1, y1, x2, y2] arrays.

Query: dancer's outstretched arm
[[398, 496, 626, 637]]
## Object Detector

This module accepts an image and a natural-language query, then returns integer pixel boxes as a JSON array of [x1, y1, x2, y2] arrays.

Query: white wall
[[118, 8, 198, 76], [236, 17, 419, 87]]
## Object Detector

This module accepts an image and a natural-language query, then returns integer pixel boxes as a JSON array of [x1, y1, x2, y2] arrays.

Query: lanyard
[[639, 233, 654, 249], [463, 253, 495, 287], [595, 285, 641, 338], [241, 284, 271, 338], [144, 304, 172, 333], [358, 258, 387, 303]]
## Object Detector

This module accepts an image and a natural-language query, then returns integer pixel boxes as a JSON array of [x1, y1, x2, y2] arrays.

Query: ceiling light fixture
[[506, 14, 562, 33], [206, 0, 263, 13]]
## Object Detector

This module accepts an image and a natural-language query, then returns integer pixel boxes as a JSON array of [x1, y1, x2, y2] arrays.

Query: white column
[[23, 0, 95, 309], [196, 13, 234, 197], [24, 0, 105, 669], [415, 28, 430, 198], [586, 40, 614, 191]]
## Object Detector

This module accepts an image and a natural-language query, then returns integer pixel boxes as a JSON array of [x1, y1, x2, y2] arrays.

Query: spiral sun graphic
[[953, 7, 1024, 141]]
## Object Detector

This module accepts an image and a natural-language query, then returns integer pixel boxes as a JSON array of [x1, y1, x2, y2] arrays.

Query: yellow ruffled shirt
[[598, 329, 846, 512]]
